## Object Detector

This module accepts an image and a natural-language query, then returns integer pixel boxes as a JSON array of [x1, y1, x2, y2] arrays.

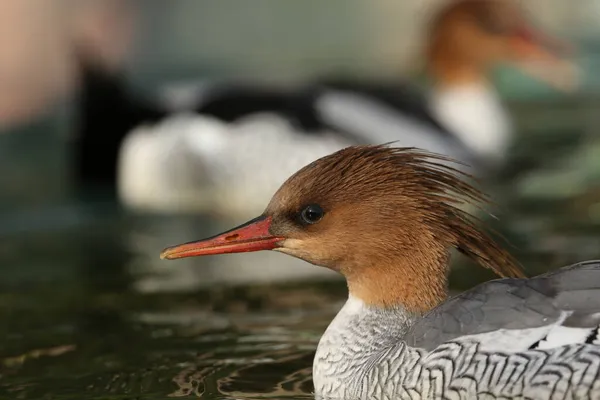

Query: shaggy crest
[[270, 144, 525, 281]]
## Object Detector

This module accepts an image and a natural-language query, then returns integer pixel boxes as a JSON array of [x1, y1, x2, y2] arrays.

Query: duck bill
[[160, 215, 284, 260], [513, 23, 572, 58], [510, 23, 578, 92]]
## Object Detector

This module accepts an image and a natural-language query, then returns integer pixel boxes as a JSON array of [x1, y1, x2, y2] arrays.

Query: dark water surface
[[0, 98, 599, 399], [0, 207, 348, 399]]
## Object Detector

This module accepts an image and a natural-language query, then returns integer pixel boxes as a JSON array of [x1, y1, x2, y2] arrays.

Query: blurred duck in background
[[113, 0, 577, 218]]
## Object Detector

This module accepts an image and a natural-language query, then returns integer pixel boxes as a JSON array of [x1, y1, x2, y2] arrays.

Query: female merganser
[[117, 0, 574, 218], [160, 145, 600, 399]]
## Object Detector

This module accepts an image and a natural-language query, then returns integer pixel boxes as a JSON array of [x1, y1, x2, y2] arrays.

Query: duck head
[[161, 146, 525, 313]]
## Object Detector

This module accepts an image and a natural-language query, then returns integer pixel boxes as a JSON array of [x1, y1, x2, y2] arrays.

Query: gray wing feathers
[[405, 260, 600, 350]]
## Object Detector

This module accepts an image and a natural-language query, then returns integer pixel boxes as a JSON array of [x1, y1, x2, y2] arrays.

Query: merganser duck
[[160, 145, 600, 399], [117, 0, 575, 218]]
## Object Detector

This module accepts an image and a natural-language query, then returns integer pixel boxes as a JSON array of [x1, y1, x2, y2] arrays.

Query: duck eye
[[300, 204, 324, 225]]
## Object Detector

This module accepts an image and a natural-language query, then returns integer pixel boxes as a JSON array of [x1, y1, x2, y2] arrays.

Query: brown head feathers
[[266, 145, 524, 311], [426, 0, 527, 86]]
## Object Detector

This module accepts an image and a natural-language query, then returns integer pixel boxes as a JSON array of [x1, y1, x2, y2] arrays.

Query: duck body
[[315, 260, 600, 399], [117, 79, 482, 217]]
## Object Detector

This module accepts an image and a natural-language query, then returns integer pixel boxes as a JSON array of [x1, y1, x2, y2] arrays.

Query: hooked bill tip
[[159, 248, 174, 260]]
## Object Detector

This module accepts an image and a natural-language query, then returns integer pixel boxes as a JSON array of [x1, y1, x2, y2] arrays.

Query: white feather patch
[[536, 326, 594, 350]]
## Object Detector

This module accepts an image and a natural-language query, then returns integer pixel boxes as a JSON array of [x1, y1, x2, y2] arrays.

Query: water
[[0, 118, 342, 399], [0, 97, 599, 399], [0, 207, 347, 399]]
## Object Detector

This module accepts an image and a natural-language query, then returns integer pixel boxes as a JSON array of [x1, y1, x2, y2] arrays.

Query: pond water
[[0, 98, 599, 399], [0, 207, 347, 399]]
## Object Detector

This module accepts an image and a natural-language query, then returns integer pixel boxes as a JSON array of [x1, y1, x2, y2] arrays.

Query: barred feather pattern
[[314, 297, 600, 400]]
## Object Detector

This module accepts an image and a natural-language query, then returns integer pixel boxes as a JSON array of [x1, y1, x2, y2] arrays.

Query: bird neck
[[344, 246, 451, 313]]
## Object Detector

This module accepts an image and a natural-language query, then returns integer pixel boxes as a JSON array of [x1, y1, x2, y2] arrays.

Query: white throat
[[428, 82, 512, 163], [313, 296, 416, 397]]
